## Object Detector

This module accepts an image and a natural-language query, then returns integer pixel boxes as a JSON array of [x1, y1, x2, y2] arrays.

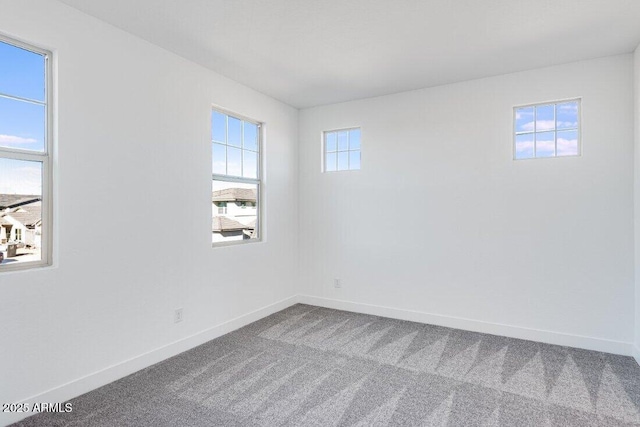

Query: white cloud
[[0, 165, 42, 195], [516, 137, 578, 157], [518, 120, 556, 132], [557, 121, 578, 129], [536, 140, 554, 150], [515, 139, 533, 156], [0, 134, 37, 145], [519, 121, 535, 132], [557, 103, 578, 112], [557, 137, 578, 156], [535, 120, 556, 131]]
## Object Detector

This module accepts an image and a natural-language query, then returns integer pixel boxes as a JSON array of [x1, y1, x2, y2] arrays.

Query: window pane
[[243, 122, 258, 151], [349, 150, 361, 169], [557, 102, 579, 130], [349, 129, 361, 150], [326, 132, 337, 152], [212, 143, 226, 174], [515, 107, 534, 133], [337, 151, 349, 170], [0, 41, 45, 102], [0, 96, 45, 151], [557, 130, 579, 156], [243, 150, 257, 179], [515, 134, 534, 159], [212, 180, 258, 243], [337, 131, 348, 151], [227, 146, 242, 176], [0, 158, 43, 266], [212, 111, 226, 143], [535, 104, 555, 131], [535, 131, 555, 158], [326, 152, 337, 172], [228, 116, 242, 147]]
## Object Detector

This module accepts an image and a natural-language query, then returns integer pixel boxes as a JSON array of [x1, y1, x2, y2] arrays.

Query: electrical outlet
[[334, 278, 342, 288], [174, 308, 183, 323]]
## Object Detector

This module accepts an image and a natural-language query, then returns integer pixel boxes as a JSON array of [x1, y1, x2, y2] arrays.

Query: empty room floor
[[14, 304, 640, 426]]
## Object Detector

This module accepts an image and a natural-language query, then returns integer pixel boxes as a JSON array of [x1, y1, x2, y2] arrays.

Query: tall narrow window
[[211, 109, 261, 245], [514, 99, 580, 160], [0, 37, 52, 269]]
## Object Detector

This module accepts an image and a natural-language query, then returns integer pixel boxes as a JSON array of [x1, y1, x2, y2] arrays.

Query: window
[[215, 201, 227, 215], [514, 99, 580, 159], [211, 109, 261, 244], [324, 128, 361, 172], [0, 37, 52, 269]]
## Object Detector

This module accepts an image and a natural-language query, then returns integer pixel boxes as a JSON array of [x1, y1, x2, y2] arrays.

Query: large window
[[0, 37, 52, 269], [211, 109, 261, 245], [514, 99, 580, 160], [323, 128, 361, 172]]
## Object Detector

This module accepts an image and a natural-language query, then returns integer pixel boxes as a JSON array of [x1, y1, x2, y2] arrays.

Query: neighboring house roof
[[6, 201, 42, 227], [212, 216, 252, 232], [212, 188, 256, 203], [0, 194, 41, 209]]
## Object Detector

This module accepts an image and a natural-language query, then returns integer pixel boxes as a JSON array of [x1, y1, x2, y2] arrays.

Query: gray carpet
[[14, 304, 640, 426]]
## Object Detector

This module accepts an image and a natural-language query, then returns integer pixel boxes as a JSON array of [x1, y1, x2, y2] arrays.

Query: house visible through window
[[211, 109, 261, 244], [0, 37, 52, 269], [324, 128, 361, 172], [514, 99, 580, 159]]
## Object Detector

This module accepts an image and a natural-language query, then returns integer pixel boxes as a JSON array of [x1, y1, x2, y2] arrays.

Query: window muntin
[[324, 128, 361, 172], [211, 109, 261, 245], [514, 100, 580, 160], [0, 37, 51, 270], [212, 110, 259, 179]]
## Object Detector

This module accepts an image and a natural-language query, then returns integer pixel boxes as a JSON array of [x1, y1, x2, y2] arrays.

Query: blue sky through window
[[324, 128, 361, 171], [211, 110, 259, 179], [0, 40, 46, 195], [514, 101, 579, 159], [0, 41, 45, 101]]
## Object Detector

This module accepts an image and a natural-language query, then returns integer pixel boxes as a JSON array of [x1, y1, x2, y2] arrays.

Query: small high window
[[514, 99, 580, 160], [324, 128, 361, 172]]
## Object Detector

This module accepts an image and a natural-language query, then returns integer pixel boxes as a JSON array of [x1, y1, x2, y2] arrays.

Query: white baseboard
[[4, 294, 634, 426], [298, 295, 633, 357], [2, 295, 298, 427], [633, 346, 640, 367]]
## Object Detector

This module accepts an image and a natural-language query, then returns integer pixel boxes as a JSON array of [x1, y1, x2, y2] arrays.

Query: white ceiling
[[58, 0, 640, 108]]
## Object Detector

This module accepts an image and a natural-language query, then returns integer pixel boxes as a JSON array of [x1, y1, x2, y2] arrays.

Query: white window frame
[[211, 107, 262, 247], [513, 98, 581, 160], [0, 35, 53, 271], [216, 202, 227, 215], [323, 127, 361, 172]]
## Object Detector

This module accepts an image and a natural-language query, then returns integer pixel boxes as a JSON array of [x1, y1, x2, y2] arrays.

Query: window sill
[[212, 238, 263, 249]]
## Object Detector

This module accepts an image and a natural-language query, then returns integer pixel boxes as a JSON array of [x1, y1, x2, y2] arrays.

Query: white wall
[[0, 0, 298, 423], [634, 44, 640, 360], [0, 2, 637, 424], [299, 55, 635, 353]]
